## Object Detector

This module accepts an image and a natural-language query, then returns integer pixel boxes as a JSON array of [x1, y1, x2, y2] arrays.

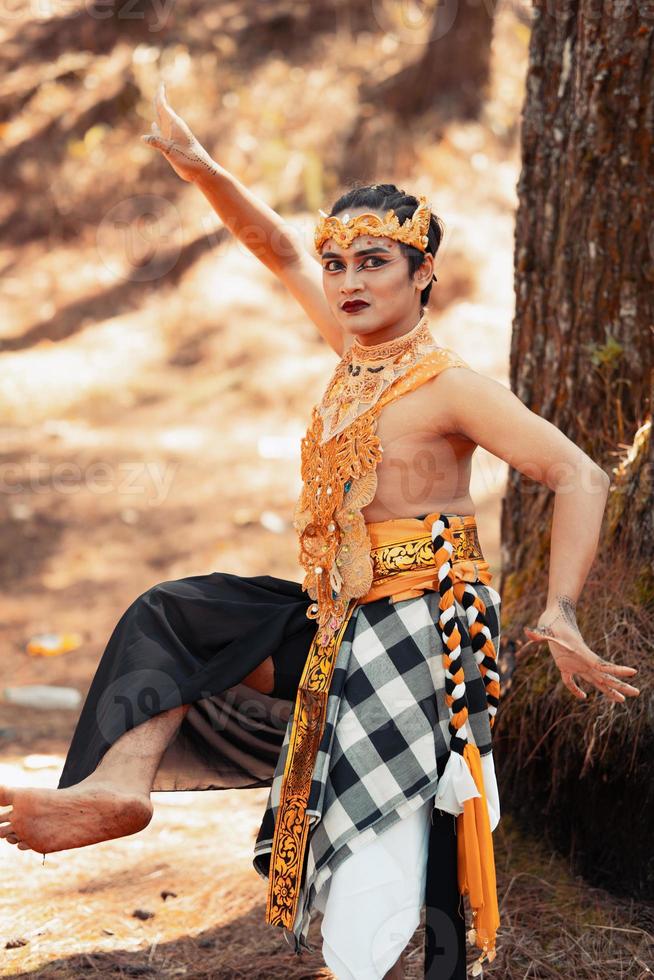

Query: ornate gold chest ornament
[[293, 313, 468, 648]]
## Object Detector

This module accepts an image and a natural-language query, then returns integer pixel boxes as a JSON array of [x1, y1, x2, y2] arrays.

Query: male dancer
[[1, 84, 639, 979]]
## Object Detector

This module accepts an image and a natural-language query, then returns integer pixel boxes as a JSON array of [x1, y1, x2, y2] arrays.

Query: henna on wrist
[[555, 594, 581, 635], [533, 594, 581, 639], [531, 621, 558, 639], [174, 146, 218, 173]]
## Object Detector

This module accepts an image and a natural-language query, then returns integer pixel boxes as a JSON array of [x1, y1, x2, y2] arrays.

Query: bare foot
[[0, 782, 153, 854]]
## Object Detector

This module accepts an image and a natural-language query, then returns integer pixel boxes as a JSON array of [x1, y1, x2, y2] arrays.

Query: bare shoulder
[[422, 357, 607, 486], [423, 362, 487, 431], [430, 362, 510, 396]]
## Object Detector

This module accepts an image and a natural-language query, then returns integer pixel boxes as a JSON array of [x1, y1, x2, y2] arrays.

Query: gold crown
[[314, 193, 432, 254]]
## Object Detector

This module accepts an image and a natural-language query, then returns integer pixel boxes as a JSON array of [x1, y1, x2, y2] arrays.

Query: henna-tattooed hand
[[141, 81, 219, 183], [523, 594, 640, 703]]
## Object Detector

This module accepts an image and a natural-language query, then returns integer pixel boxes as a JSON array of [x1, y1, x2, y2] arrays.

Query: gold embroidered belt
[[265, 511, 494, 936]]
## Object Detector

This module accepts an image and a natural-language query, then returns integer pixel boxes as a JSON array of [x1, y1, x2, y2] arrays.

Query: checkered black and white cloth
[[253, 580, 502, 952]]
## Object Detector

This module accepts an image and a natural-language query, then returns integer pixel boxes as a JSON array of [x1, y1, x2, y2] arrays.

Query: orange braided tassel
[[431, 514, 500, 975]]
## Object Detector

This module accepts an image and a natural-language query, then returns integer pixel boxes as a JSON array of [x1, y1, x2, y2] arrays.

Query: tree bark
[[500, 0, 653, 592], [495, 0, 654, 899]]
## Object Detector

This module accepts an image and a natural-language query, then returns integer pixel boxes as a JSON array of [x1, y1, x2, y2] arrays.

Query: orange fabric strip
[[363, 512, 493, 602], [457, 743, 500, 962]]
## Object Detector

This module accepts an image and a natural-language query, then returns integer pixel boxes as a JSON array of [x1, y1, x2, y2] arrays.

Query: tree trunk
[[494, 0, 654, 899]]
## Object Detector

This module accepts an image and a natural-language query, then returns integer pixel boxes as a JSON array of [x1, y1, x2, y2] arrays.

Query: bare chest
[[360, 377, 477, 521]]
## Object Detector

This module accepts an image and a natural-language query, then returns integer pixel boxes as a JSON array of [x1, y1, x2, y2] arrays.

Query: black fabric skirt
[[58, 571, 318, 792]]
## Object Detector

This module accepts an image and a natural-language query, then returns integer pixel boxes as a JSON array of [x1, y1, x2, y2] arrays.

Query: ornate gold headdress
[[314, 193, 432, 254]]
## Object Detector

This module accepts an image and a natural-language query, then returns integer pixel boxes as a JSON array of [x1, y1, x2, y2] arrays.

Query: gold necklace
[[318, 310, 438, 442], [350, 310, 431, 360]]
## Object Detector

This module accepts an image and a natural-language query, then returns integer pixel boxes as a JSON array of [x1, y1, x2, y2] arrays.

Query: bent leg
[[242, 656, 275, 695], [85, 703, 191, 794], [57, 571, 317, 792], [0, 704, 191, 854], [0, 571, 318, 853]]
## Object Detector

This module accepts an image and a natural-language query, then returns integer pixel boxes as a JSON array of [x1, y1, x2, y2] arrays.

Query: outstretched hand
[[522, 599, 640, 703], [141, 81, 218, 183]]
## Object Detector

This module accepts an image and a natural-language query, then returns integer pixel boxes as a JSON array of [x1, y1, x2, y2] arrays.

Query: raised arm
[[434, 366, 640, 704], [141, 82, 344, 355]]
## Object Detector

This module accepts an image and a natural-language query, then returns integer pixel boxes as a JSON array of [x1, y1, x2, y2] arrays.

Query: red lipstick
[[341, 301, 369, 313]]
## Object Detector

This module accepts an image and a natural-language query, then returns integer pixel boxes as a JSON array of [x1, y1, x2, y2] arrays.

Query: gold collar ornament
[[318, 310, 436, 443], [314, 193, 432, 253]]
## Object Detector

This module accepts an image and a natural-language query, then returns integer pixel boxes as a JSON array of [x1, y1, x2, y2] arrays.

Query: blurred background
[[1, 0, 652, 976]]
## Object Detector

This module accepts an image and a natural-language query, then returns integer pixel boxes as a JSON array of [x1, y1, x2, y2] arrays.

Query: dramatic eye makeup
[[321, 246, 394, 271], [323, 255, 388, 272]]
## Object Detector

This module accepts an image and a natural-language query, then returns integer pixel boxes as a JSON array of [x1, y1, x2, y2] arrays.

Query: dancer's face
[[319, 208, 433, 341]]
